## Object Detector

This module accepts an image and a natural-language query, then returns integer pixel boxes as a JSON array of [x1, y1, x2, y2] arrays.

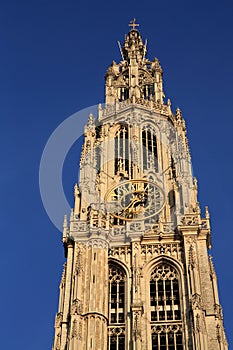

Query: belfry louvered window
[[150, 264, 183, 350], [108, 264, 126, 350], [114, 125, 129, 176], [142, 127, 158, 172]]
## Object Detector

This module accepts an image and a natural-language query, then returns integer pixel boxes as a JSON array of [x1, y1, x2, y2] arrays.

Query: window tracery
[[108, 265, 126, 350], [114, 125, 129, 177], [150, 264, 183, 350], [113, 125, 130, 226], [142, 126, 158, 172], [151, 325, 183, 350]]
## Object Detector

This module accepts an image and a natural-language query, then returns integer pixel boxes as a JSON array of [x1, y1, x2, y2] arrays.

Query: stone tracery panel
[[141, 243, 183, 263]]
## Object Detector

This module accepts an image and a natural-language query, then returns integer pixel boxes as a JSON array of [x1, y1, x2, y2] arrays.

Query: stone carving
[[88, 206, 109, 229], [108, 326, 125, 337], [188, 245, 197, 268], [72, 222, 87, 232], [191, 293, 202, 310], [150, 264, 177, 281], [129, 222, 143, 231], [161, 222, 175, 233], [151, 324, 182, 334], [102, 98, 170, 118], [195, 314, 201, 333], [141, 243, 183, 262], [109, 245, 131, 257], [181, 215, 199, 226], [133, 311, 142, 340], [86, 239, 108, 249], [86, 113, 95, 129], [75, 246, 83, 275], [109, 265, 126, 282], [214, 304, 223, 320], [120, 99, 130, 108], [201, 218, 209, 230], [209, 255, 216, 277], [132, 141, 140, 164], [178, 135, 186, 156], [71, 299, 83, 315], [135, 98, 169, 115], [55, 333, 61, 350], [71, 319, 78, 338], [148, 221, 175, 235], [125, 113, 143, 125], [216, 324, 221, 342], [55, 312, 63, 327], [60, 263, 67, 287], [186, 236, 197, 244], [133, 253, 141, 293], [78, 320, 82, 341], [112, 227, 125, 236], [102, 104, 115, 117]]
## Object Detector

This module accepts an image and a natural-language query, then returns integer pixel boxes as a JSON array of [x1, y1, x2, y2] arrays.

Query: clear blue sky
[[1, 0, 233, 348]]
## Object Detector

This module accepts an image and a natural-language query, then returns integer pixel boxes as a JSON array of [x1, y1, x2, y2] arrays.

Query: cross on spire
[[129, 18, 139, 30]]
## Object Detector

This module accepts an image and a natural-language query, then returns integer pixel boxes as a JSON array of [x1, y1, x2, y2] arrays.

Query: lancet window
[[150, 264, 183, 350], [142, 126, 158, 172], [171, 156, 176, 180], [108, 264, 126, 350], [114, 125, 129, 176]]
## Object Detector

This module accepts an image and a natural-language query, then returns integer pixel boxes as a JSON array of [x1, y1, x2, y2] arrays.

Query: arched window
[[150, 264, 183, 350], [142, 126, 158, 172], [113, 125, 130, 226], [114, 125, 129, 176], [108, 264, 126, 350]]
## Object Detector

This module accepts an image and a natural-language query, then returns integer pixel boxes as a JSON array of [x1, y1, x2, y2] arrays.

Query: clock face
[[105, 179, 165, 221]]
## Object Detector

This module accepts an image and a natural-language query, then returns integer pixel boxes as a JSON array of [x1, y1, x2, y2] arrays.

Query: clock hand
[[123, 192, 146, 211], [123, 196, 138, 211]]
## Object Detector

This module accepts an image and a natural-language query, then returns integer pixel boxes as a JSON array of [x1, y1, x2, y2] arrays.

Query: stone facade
[[52, 21, 228, 350]]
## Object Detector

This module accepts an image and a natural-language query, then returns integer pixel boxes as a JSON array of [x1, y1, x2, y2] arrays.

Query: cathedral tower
[[52, 21, 228, 350]]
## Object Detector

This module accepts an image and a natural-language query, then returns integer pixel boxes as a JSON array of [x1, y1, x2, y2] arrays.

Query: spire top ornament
[[129, 18, 139, 30]]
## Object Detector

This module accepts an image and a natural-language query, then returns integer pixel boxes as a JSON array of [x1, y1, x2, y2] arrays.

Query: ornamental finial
[[128, 18, 139, 30]]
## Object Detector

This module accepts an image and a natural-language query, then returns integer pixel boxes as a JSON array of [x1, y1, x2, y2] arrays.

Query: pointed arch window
[[113, 124, 130, 226], [114, 125, 129, 176], [142, 126, 158, 172], [150, 264, 183, 350], [108, 264, 126, 350]]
